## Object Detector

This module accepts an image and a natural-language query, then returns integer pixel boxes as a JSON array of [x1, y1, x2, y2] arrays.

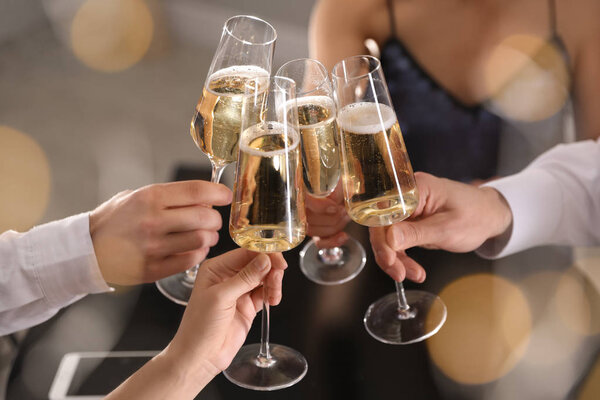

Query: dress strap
[[386, 0, 398, 38], [548, 0, 558, 38]]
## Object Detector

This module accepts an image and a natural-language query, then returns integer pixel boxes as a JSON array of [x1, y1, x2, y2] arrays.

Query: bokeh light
[[518, 271, 582, 367], [0, 126, 51, 233], [364, 38, 380, 59], [555, 268, 600, 336], [484, 34, 570, 122], [427, 273, 532, 385], [70, 0, 154, 72], [577, 354, 600, 400]]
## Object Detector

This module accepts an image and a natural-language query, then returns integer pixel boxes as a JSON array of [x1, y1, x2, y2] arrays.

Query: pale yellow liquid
[[191, 66, 268, 165], [230, 123, 306, 252], [338, 102, 418, 227], [296, 96, 340, 197]]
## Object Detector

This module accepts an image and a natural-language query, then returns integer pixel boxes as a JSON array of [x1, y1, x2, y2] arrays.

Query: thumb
[[218, 253, 271, 301], [387, 215, 446, 251]]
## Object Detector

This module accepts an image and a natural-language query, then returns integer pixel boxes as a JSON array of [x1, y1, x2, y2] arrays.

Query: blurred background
[[1, 1, 599, 399], [0, 0, 311, 229], [0, 0, 313, 397]]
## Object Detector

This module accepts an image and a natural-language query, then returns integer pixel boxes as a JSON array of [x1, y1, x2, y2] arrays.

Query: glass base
[[223, 343, 308, 391], [299, 237, 366, 285], [364, 290, 447, 345], [155, 272, 194, 306]]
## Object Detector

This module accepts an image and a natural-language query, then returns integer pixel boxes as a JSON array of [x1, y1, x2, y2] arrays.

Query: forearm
[[478, 139, 600, 258], [105, 347, 216, 400], [0, 213, 111, 335]]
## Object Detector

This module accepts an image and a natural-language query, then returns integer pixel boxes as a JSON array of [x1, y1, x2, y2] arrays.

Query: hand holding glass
[[225, 76, 308, 390], [332, 55, 447, 344], [156, 15, 276, 305]]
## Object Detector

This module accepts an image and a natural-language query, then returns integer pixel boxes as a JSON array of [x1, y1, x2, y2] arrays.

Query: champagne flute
[[331, 55, 447, 344], [156, 15, 276, 305], [276, 58, 366, 285], [224, 76, 308, 390]]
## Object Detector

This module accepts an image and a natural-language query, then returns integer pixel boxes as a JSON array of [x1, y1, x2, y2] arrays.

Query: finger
[[250, 286, 266, 313], [306, 213, 351, 238], [369, 227, 396, 268], [313, 232, 349, 249], [151, 248, 210, 280], [267, 253, 288, 270], [232, 284, 258, 315], [397, 252, 426, 283], [306, 209, 348, 227], [321, 180, 345, 206], [380, 256, 406, 282], [198, 248, 259, 286], [157, 180, 232, 208], [386, 214, 449, 251], [155, 230, 219, 256], [265, 269, 284, 306], [218, 253, 272, 302], [305, 193, 344, 214], [162, 206, 223, 233]]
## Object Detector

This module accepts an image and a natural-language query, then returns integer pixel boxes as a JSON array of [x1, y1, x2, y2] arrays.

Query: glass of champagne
[[156, 15, 276, 305], [331, 55, 447, 344], [276, 58, 366, 285], [224, 76, 308, 390]]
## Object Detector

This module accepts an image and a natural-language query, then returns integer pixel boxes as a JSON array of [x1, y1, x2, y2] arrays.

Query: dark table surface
[[6, 165, 600, 400]]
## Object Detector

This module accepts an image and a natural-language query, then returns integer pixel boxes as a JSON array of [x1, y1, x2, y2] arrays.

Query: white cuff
[[25, 213, 112, 308], [476, 169, 563, 258]]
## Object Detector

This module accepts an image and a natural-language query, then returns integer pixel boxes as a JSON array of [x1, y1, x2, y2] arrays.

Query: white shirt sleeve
[[477, 139, 600, 259], [0, 213, 112, 335]]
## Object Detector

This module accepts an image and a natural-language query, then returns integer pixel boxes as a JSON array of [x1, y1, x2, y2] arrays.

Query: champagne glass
[[276, 58, 366, 285], [156, 15, 276, 305], [331, 55, 447, 344], [224, 76, 308, 390]]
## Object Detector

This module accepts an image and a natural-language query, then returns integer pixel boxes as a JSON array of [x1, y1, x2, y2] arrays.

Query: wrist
[[161, 343, 219, 392], [481, 187, 513, 239]]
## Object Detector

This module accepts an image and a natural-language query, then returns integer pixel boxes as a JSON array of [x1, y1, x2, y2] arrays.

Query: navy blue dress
[[380, 0, 571, 182]]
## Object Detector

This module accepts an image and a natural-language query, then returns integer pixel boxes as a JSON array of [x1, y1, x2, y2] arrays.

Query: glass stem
[[395, 281, 416, 319], [181, 162, 227, 285], [258, 300, 272, 363], [211, 162, 227, 184], [317, 246, 344, 265], [183, 264, 199, 285]]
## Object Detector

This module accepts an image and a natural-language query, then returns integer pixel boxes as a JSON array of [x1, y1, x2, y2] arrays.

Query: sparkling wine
[[230, 122, 306, 252], [191, 65, 269, 165], [337, 102, 418, 226], [294, 96, 340, 197]]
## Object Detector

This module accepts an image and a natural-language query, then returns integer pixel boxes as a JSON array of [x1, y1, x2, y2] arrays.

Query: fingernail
[[254, 254, 270, 271], [326, 206, 338, 214]]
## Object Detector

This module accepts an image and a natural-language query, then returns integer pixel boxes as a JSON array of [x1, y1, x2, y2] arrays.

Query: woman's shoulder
[[311, 0, 391, 41], [555, 0, 600, 58]]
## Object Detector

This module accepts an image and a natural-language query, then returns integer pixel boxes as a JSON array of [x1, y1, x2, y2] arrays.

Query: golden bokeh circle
[[70, 0, 154, 72], [555, 268, 600, 336], [516, 271, 582, 367], [427, 273, 532, 385], [484, 34, 570, 122], [0, 126, 51, 232]]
